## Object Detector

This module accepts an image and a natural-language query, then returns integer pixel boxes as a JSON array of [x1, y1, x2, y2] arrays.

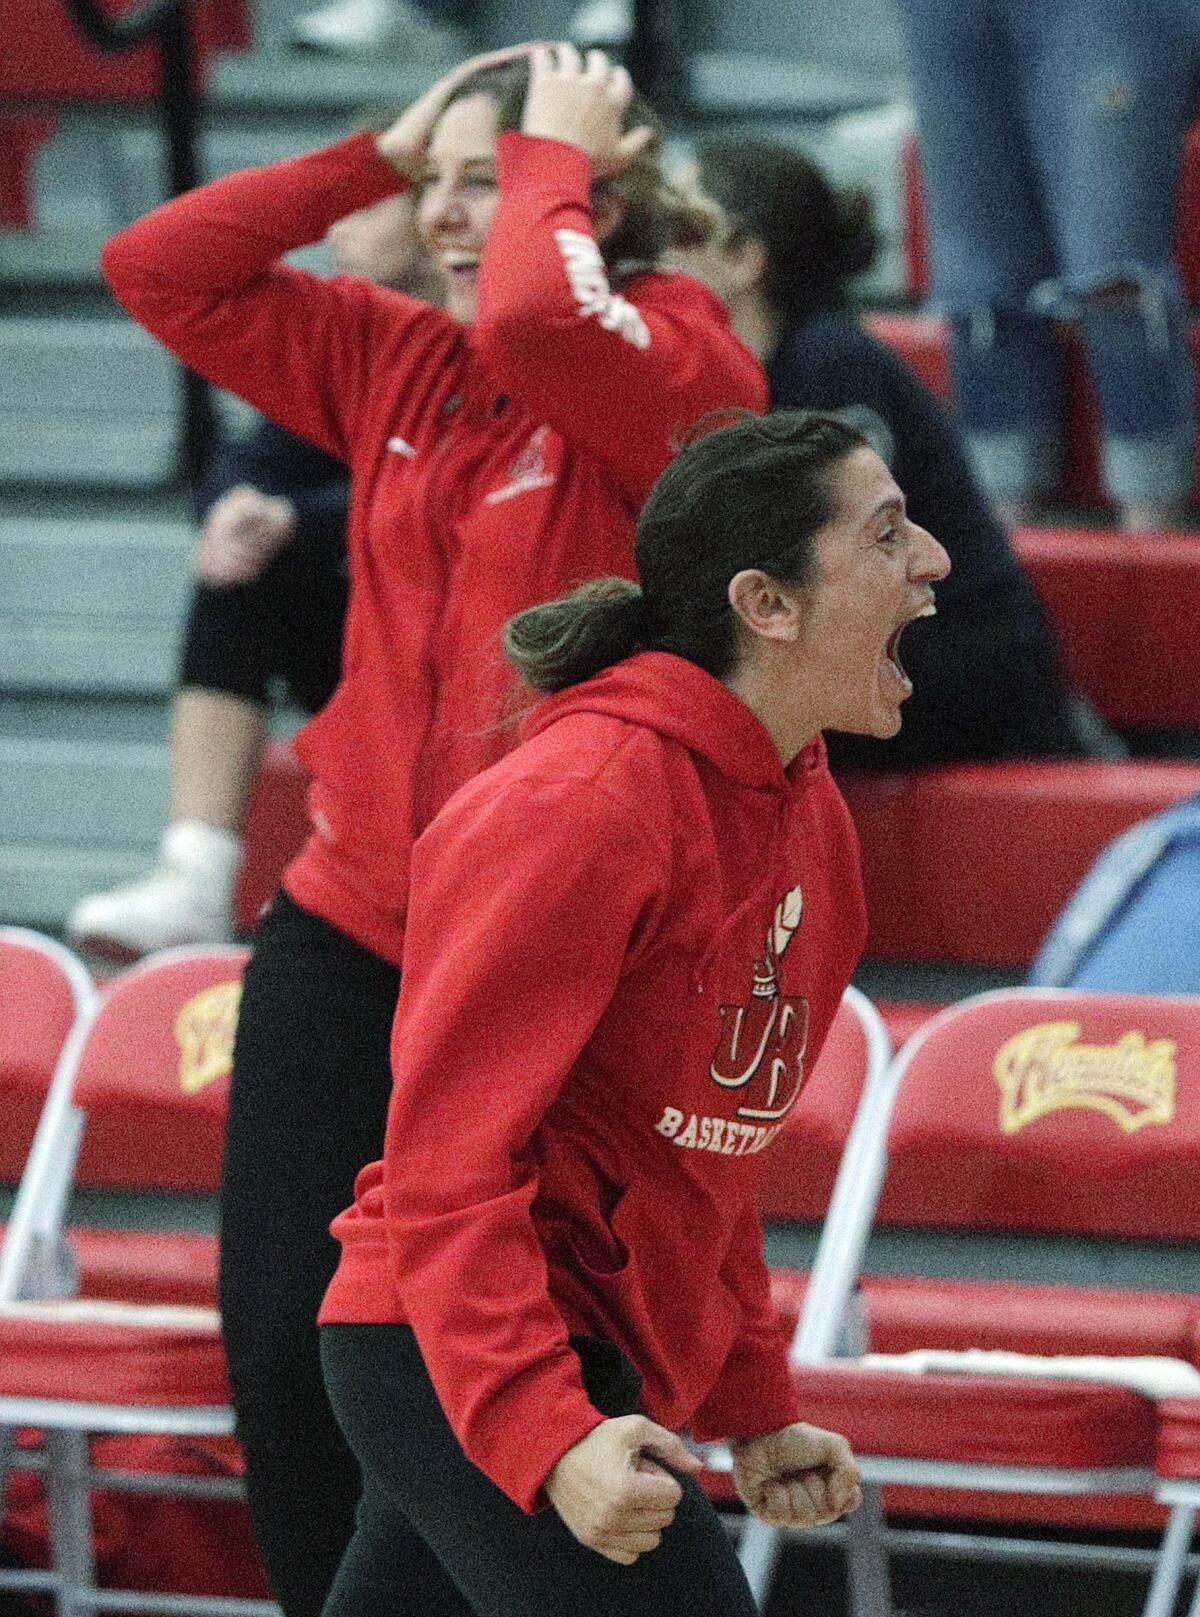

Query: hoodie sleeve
[[688, 1194, 801, 1442], [100, 134, 457, 462], [474, 132, 767, 502], [380, 770, 667, 1512]]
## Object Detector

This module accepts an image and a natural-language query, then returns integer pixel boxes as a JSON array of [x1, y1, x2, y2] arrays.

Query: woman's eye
[[463, 174, 497, 190], [878, 526, 901, 547]]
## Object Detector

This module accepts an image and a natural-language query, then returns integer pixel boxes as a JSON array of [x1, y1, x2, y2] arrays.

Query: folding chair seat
[[737, 988, 1200, 1616], [0, 928, 96, 1184], [0, 945, 276, 1617], [768, 1271, 1200, 1363]]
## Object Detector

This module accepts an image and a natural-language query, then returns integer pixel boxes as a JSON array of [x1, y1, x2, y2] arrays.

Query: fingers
[[633, 1419, 704, 1478]]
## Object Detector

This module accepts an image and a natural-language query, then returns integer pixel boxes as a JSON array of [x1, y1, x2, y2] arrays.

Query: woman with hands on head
[[101, 41, 761, 1617], [318, 409, 945, 1614]]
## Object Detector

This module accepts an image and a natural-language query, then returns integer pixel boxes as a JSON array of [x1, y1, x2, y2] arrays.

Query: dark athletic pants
[[219, 892, 401, 1617], [320, 1325, 759, 1617]]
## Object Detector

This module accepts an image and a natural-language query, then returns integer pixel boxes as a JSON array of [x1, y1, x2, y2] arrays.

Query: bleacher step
[[0, 512, 193, 694]]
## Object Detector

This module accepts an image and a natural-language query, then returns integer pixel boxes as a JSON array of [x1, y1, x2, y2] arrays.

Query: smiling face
[[416, 91, 502, 325], [794, 446, 950, 739]]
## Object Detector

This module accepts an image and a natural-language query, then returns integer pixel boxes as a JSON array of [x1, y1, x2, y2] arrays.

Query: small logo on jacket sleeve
[[554, 229, 651, 350]]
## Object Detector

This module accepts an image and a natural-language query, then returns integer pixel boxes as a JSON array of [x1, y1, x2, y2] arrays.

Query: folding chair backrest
[[758, 984, 893, 1225], [72, 945, 250, 1195], [0, 928, 97, 1182], [879, 988, 1200, 1241]]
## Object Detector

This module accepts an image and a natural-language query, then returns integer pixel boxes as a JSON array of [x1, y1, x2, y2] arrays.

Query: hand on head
[[731, 1421, 862, 1528], [545, 1414, 702, 1564], [522, 43, 657, 177], [194, 484, 297, 587], [375, 41, 656, 182], [376, 43, 542, 177]]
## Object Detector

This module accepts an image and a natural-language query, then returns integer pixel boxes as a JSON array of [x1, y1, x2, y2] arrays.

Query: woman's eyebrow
[[866, 495, 906, 524]]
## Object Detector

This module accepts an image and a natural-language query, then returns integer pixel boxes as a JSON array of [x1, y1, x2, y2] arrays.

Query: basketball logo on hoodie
[[709, 885, 810, 1122]]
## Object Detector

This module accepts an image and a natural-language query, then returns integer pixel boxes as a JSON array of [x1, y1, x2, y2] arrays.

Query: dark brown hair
[[695, 134, 879, 318], [504, 409, 869, 691]]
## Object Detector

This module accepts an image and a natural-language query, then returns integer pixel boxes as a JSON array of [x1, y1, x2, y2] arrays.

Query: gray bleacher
[[0, 0, 908, 933]]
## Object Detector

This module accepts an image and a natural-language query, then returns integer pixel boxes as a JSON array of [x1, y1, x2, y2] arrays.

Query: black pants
[[180, 535, 347, 713], [320, 1325, 759, 1617], [219, 892, 401, 1617]]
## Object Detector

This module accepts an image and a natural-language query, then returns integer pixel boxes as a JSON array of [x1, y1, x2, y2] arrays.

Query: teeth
[[915, 603, 937, 618]]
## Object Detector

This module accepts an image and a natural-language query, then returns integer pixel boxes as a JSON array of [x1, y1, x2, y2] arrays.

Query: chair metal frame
[[737, 986, 1198, 1616]]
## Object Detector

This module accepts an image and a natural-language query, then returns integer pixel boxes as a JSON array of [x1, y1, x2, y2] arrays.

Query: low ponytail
[[504, 578, 648, 693]]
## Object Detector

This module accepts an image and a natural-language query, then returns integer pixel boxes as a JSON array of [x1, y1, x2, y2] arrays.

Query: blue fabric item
[[1029, 794, 1200, 992], [896, 0, 1200, 498]]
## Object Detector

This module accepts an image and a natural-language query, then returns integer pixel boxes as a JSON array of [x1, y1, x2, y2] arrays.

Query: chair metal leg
[[845, 1482, 894, 1617], [44, 1427, 98, 1617], [0, 1423, 17, 1514], [738, 1516, 782, 1611], [1143, 1504, 1197, 1617]]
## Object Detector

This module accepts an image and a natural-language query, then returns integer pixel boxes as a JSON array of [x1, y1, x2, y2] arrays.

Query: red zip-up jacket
[[101, 132, 766, 965], [320, 652, 868, 1511]]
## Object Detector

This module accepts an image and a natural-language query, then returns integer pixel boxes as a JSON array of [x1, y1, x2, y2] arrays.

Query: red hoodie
[[320, 652, 868, 1511], [100, 132, 765, 966]]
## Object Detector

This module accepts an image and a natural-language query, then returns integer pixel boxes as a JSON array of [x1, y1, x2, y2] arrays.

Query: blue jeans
[[898, 0, 1200, 504]]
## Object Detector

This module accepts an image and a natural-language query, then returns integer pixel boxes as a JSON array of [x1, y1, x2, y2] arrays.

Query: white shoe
[[67, 821, 241, 963], [569, 0, 633, 48], [290, 0, 465, 58]]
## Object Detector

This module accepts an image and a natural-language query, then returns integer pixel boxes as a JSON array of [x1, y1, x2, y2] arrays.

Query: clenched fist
[[546, 1415, 702, 1565], [195, 485, 297, 586], [731, 1421, 862, 1528]]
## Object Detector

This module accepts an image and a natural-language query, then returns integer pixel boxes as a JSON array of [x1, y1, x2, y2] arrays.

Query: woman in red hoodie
[[100, 43, 762, 1617], [318, 410, 950, 1614]]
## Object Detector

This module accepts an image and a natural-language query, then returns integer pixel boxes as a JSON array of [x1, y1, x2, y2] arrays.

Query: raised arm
[[377, 770, 667, 1512], [474, 46, 766, 499], [101, 134, 449, 461]]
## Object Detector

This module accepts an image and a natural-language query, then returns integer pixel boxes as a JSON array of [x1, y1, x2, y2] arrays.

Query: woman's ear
[[727, 569, 803, 644], [593, 188, 627, 246], [725, 233, 768, 296]]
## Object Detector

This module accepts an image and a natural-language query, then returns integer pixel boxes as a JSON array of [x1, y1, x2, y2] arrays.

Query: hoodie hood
[[521, 651, 826, 792]]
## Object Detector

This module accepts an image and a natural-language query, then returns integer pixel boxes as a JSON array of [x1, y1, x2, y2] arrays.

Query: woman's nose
[[913, 524, 951, 582], [421, 184, 464, 232]]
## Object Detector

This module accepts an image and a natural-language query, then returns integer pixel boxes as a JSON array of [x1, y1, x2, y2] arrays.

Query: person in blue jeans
[[896, 0, 1200, 530]]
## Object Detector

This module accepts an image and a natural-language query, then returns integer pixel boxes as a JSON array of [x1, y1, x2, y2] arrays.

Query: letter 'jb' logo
[[709, 886, 810, 1122]]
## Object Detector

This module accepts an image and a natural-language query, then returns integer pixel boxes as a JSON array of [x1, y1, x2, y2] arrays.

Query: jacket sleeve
[[688, 1194, 800, 1442], [474, 132, 768, 502], [380, 772, 667, 1512], [100, 134, 455, 462]]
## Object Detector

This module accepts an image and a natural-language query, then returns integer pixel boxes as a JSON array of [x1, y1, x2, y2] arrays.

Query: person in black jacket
[[69, 192, 439, 959], [673, 134, 1119, 771]]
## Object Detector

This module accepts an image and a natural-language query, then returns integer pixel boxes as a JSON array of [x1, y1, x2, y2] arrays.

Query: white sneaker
[[67, 821, 241, 963], [290, 0, 466, 58], [569, 0, 633, 48]]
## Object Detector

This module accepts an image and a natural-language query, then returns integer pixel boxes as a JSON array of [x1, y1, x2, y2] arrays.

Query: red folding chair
[[738, 988, 1200, 1615], [0, 945, 275, 1617], [0, 927, 97, 1186]]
